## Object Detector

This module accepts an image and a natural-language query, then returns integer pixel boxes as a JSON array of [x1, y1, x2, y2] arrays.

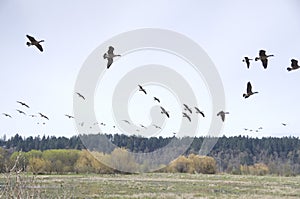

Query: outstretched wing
[[259, 50, 266, 57], [35, 43, 43, 52], [261, 59, 268, 69], [107, 46, 114, 54], [107, 58, 113, 68], [246, 82, 252, 93], [291, 59, 298, 69], [26, 35, 36, 42]]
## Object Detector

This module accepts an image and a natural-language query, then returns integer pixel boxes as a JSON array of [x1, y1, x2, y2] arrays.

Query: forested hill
[[1, 134, 300, 174]]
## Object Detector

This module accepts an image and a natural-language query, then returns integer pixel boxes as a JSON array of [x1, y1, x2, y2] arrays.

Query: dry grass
[[1, 173, 300, 198]]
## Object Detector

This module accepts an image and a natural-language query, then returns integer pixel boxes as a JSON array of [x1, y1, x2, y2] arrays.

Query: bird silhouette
[[16, 101, 30, 108], [183, 112, 191, 122], [140, 124, 147, 129], [194, 107, 205, 117], [29, 114, 37, 117], [26, 35, 44, 52], [76, 92, 85, 100], [16, 109, 26, 115], [243, 82, 259, 98], [160, 106, 170, 118], [154, 97, 160, 103], [242, 57, 253, 69], [244, 128, 248, 131], [122, 120, 131, 124], [183, 104, 192, 114], [65, 114, 74, 119], [217, 111, 229, 122], [103, 46, 121, 69], [152, 124, 161, 129], [282, 123, 287, 126], [39, 113, 49, 120], [258, 127, 263, 130], [255, 50, 274, 69], [2, 113, 12, 118], [138, 85, 147, 94], [287, 59, 300, 72]]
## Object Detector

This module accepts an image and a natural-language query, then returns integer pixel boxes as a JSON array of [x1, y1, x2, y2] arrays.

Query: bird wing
[[291, 59, 298, 69], [261, 59, 268, 69], [259, 50, 266, 57], [26, 35, 36, 42], [246, 60, 250, 69], [199, 111, 205, 117], [165, 111, 170, 118], [246, 82, 252, 93], [35, 43, 43, 52], [183, 104, 189, 109], [107, 58, 113, 69], [107, 46, 114, 54], [220, 113, 225, 121]]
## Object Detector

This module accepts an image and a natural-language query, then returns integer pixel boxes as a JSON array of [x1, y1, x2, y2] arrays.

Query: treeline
[[0, 148, 217, 175], [1, 134, 300, 175]]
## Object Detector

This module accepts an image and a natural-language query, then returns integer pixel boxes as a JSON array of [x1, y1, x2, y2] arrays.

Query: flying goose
[[255, 50, 274, 69], [183, 112, 191, 122], [16, 101, 30, 108], [2, 113, 12, 118], [122, 120, 131, 124], [287, 59, 300, 72], [75, 92, 85, 100], [138, 85, 147, 94], [183, 104, 192, 114], [243, 82, 259, 98], [16, 109, 26, 115], [160, 106, 170, 118], [242, 57, 253, 69], [29, 114, 37, 117], [140, 124, 147, 129], [103, 46, 121, 69], [39, 113, 49, 120], [65, 114, 74, 119], [26, 35, 44, 52], [154, 97, 160, 103], [194, 107, 205, 117], [282, 123, 287, 126], [152, 124, 161, 129], [217, 111, 229, 122]]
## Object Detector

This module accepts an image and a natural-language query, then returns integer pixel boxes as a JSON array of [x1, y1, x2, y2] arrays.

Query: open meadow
[[1, 173, 300, 199]]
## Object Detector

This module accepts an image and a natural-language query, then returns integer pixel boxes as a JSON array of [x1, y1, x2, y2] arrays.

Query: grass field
[[1, 173, 300, 199]]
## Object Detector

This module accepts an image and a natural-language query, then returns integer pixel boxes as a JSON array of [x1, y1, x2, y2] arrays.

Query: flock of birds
[[1, 34, 297, 136]]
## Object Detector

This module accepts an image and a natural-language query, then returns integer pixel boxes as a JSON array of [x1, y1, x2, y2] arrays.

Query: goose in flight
[[2, 113, 12, 118], [103, 46, 121, 69], [183, 104, 192, 114], [244, 128, 248, 131], [26, 35, 44, 52], [160, 106, 170, 118], [140, 124, 147, 129], [29, 114, 37, 117], [258, 127, 263, 130], [39, 113, 49, 120], [154, 97, 160, 103], [183, 112, 191, 122], [217, 111, 229, 122], [194, 107, 205, 117], [138, 85, 147, 94], [282, 123, 287, 126], [242, 57, 253, 69], [16, 109, 26, 115], [287, 59, 300, 72], [122, 120, 131, 124], [75, 92, 85, 100], [153, 124, 161, 129], [65, 114, 74, 119], [255, 50, 274, 69], [16, 101, 30, 108], [243, 82, 259, 98]]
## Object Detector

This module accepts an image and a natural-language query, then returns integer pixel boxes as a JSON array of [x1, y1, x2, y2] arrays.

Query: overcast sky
[[0, 0, 300, 139]]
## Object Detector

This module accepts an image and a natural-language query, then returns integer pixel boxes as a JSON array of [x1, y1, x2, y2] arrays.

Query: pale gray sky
[[0, 0, 300, 139]]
